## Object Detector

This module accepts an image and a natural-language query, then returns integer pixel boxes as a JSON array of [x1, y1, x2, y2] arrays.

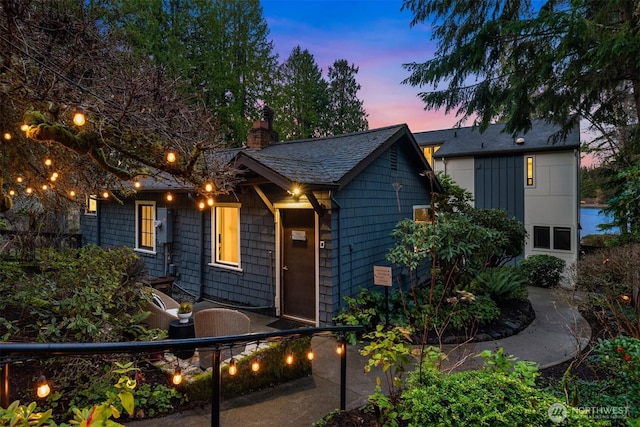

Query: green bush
[[399, 369, 602, 426], [0, 245, 150, 343], [519, 255, 565, 288], [475, 266, 528, 303], [183, 337, 312, 401]]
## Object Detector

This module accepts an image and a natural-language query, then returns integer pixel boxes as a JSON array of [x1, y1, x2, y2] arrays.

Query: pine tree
[[326, 59, 368, 135], [275, 46, 329, 140]]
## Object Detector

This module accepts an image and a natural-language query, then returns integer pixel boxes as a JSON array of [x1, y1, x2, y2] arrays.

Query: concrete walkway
[[127, 286, 590, 427]]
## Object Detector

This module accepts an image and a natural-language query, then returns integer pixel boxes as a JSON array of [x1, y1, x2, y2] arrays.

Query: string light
[[8, 189, 15, 196], [285, 352, 294, 366], [102, 191, 109, 199], [41, 184, 48, 191], [44, 158, 52, 166], [336, 344, 344, 356], [25, 187, 33, 194], [171, 367, 183, 385], [204, 182, 214, 193], [206, 198, 214, 207], [20, 124, 29, 132], [165, 192, 174, 202], [228, 358, 238, 376], [50, 172, 58, 182], [251, 356, 261, 373], [36, 375, 50, 398], [307, 349, 314, 361], [73, 106, 86, 126], [3, 132, 11, 140], [68, 190, 76, 198], [198, 201, 205, 210], [166, 151, 176, 163], [134, 181, 141, 189], [16, 176, 23, 183]]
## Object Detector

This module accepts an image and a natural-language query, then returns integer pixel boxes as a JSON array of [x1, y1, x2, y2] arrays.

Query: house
[[414, 119, 581, 266], [80, 123, 439, 326]]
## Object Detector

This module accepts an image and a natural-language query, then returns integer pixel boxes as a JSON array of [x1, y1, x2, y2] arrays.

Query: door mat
[[266, 318, 310, 330]]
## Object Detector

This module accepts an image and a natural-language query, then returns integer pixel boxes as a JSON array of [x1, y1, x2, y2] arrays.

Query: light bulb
[[251, 358, 260, 372], [336, 345, 344, 355], [3, 132, 11, 140], [9, 189, 15, 196], [204, 182, 214, 193], [228, 359, 238, 376], [73, 107, 86, 126], [172, 368, 183, 385], [68, 190, 76, 197], [198, 201, 205, 210], [207, 198, 214, 207], [285, 352, 294, 365], [166, 192, 174, 202], [134, 181, 141, 189], [16, 176, 23, 183], [166, 151, 176, 163], [25, 187, 33, 194], [20, 124, 29, 132], [44, 158, 52, 166], [36, 376, 50, 398], [102, 191, 109, 199], [307, 350, 314, 361], [42, 184, 48, 190]]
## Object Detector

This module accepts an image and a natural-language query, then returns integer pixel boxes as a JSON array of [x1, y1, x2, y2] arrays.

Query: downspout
[[330, 191, 342, 312], [198, 208, 205, 301], [96, 199, 102, 247]]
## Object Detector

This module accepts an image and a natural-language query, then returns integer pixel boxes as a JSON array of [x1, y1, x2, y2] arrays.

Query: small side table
[[168, 319, 195, 360]]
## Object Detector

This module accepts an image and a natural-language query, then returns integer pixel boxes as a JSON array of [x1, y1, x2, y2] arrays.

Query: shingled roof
[[130, 124, 434, 193], [414, 119, 580, 158], [234, 124, 430, 190]]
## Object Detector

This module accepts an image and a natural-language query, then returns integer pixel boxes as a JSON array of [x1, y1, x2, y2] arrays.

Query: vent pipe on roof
[[516, 137, 525, 145]]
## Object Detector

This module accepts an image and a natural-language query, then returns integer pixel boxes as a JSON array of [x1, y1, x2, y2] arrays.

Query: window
[[85, 195, 97, 215], [533, 226, 550, 249], [533, 225, 571, 251], [553, 227, 571, 250], [423, 145, 441, 167], [526, 156, 534, 186], [212, 205, 240, 268], [136, 201, 156, 252], [413, 205, 434, 223]]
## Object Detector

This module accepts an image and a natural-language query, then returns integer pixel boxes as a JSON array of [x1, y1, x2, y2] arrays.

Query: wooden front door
[[280, 209, 316, 322]]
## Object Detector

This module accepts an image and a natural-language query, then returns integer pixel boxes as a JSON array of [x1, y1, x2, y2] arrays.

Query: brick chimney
[[247, 105, 278, 150]]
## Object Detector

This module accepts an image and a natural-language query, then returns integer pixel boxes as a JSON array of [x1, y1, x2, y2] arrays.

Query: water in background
[[580, 206, 619, 237]]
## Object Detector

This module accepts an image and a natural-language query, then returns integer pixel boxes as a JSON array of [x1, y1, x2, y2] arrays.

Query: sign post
[[373, 266, 392, 326]]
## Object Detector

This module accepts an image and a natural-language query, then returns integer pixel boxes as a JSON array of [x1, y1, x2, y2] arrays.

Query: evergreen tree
[[401, 0, 640, 241], [275, 46, 329, 140], [102, 0, 279, 146], [326, 59, 368, 135]]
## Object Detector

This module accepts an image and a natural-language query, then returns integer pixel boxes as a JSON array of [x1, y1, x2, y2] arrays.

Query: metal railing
[[0, 325, 362, 427]]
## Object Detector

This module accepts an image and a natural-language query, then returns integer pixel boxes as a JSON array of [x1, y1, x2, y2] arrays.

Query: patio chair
[[194, 308, 251, 369], [142, 287, 180, 330]]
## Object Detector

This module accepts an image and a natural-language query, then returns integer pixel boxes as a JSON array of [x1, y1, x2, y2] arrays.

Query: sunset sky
[[261, 0, 597, 166], [261, 0, 459, 134]]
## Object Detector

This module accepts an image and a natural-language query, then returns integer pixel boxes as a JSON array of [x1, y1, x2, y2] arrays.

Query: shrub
[[474, 266, 528, 303], [0, 245, 149, 343], [400, 369, 602, 426], [519, 255, 565, 288], [183, 337, 312, 401], [576, 245, 640, 337]]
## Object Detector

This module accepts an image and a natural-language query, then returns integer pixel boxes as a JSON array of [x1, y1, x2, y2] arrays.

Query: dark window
[[533, 226, 550, 249], [553, 227, 571, 250]]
